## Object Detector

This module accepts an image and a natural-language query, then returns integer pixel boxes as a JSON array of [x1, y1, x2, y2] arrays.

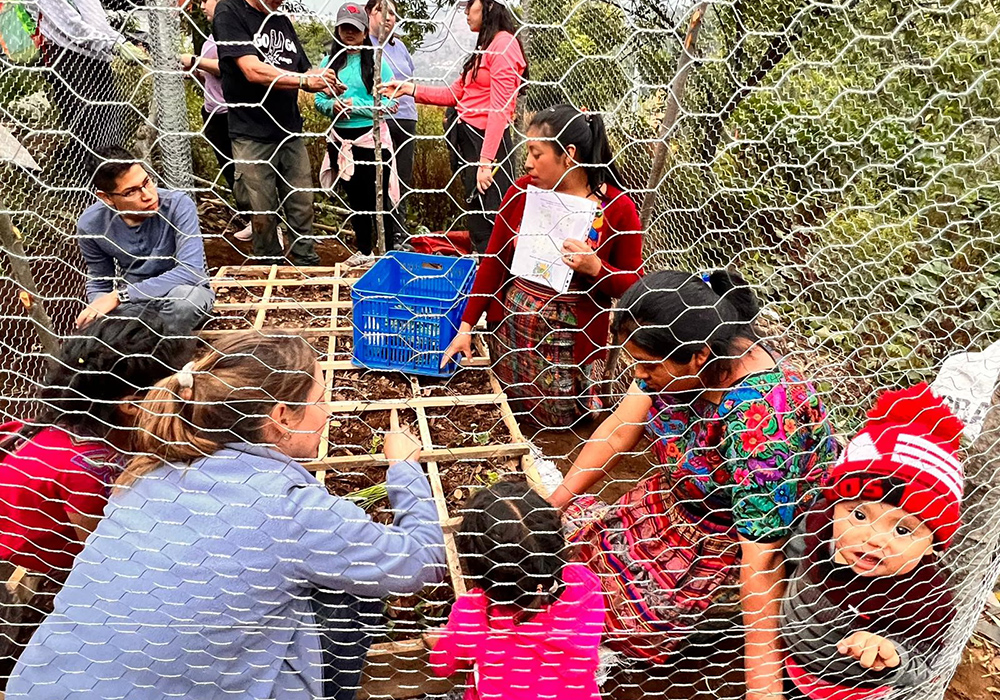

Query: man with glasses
[[75, 146, 215, 333]]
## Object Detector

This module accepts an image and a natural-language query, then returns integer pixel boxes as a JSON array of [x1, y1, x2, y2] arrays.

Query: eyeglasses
[[108, 175, 156, 199]]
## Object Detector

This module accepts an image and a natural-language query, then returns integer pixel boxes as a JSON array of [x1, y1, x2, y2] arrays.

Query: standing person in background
[[31, 0, 148, 186], [180, 0, 252, 241], [382, 0, 527, 254], [316, 3, 400, 257], [0, 313, 196, 688], [441, 106, 643, 428], [366, 0, 418, 231], [213, 0, 344, 267]]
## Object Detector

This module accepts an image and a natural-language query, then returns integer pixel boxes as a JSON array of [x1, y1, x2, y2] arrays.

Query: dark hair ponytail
[[528, 104, 623, 195], [456, 481, 567, 623], [612, 269, 761, 385]]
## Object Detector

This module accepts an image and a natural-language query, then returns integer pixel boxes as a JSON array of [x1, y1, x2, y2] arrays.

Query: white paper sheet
[[509, 185, 599, 293]]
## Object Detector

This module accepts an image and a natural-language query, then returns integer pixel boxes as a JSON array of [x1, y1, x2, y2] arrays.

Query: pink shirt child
[[416, 31, 526, 163], [430, 563, 604, 700]]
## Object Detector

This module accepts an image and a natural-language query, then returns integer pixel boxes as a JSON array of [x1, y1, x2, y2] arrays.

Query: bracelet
[[298, 74, 306, 89]]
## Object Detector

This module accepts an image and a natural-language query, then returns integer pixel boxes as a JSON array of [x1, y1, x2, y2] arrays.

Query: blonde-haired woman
[[8, 332, 445, 700]]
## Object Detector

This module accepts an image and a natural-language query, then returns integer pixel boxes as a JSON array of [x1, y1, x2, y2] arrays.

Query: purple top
[[200, 34, 227, 115], [371, 34, 417, 122]]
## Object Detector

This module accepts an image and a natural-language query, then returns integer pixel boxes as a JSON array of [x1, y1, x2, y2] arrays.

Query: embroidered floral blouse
[[646, 363, 837, 542]]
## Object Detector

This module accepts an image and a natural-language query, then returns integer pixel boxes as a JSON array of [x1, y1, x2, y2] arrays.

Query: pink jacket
[[415, 31, 525, 163], [430, 563, 604, 700]]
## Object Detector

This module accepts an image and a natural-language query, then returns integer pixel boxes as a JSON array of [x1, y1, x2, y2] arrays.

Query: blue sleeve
[[125, 194, 209, 301], [314, 54, 335, 118], [288, 460, 446, 597], [77, 223, 115, 303]]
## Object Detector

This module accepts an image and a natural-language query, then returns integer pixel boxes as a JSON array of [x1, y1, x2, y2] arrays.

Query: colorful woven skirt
[[488, 283, 600, 428], [565, 470, 743, 663]]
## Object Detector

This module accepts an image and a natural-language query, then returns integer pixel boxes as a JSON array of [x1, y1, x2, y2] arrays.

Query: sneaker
[[233, 223, 253, 241], [343, 251, 376, 268]]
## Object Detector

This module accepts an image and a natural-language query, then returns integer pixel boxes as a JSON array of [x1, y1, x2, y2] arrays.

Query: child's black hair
[[456, 481, 567, 623], [24, 311, 197, 440]]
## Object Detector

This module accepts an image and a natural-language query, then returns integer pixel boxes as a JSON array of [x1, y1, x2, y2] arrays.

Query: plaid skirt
[[0, 562, 61, 689], [565, 470, 743, 663], [488, 283, 601, 428]]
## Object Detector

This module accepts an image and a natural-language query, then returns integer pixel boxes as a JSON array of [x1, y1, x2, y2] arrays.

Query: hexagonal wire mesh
[[0, 0, 998, 697]]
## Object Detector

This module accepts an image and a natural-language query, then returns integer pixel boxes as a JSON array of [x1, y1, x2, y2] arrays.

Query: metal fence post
[[150, 0, 193, 190]]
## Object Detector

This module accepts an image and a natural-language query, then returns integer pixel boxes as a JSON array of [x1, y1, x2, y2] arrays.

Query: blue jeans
[[116, 284, 215, 334], [311, 591, 383, 700]]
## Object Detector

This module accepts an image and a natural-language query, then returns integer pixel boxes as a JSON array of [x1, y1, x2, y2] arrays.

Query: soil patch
[[202, 310, 256, 331], [427, 404, 512, 449], [214, 285, 267, 305], [324, 464, 393, 525], [326, 409, 416, 457], [339, 284, 354, 301], [417, 369, 494, 397], [438, 456, 523, 514], [261, 308, 334, 329], [330, 370, 411, 402], [269, 285, 336, 304], [381, 576, 455, 643]]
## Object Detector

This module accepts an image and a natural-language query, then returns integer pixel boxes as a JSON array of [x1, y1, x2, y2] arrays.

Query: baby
[[782, 383, 963, 700]]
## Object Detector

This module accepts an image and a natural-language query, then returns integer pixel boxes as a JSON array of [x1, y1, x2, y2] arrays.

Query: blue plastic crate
[[351, 251, 477, 376]]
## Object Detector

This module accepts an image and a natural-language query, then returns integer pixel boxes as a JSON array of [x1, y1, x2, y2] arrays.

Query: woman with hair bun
[[9, 331, 445, 700], [441, 104, 644, 428], [549, 270, 838, 699]]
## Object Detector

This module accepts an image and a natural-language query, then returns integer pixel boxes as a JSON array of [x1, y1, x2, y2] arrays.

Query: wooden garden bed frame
[[209, 265, 545, 699]]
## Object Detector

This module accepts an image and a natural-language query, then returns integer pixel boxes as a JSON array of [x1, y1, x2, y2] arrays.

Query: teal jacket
[[315, 50, 395, 129]]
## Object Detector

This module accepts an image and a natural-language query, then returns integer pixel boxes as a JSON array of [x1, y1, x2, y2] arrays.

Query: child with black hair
[[428, 481, 604, 700], [0, 312, 196, 686], [782, 383, 962, 700]]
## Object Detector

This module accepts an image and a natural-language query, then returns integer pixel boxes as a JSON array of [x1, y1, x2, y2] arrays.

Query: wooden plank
[[251, 266, 278, 330], [307, 442, 529, 470], [212, 277, 354, 290], [324, 394, 506, 414], [319, 356, 491, 371], [213, 300, 351, 311], [414, 402, 449, 524], [361, 638, 455, 700]]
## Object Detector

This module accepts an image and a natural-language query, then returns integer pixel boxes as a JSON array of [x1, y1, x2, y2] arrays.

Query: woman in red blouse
[[381, 0, 527, 253], [441, 104, 644, 427]]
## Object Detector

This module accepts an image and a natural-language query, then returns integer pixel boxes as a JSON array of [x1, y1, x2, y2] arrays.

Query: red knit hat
[[824, 383, 965, 549]]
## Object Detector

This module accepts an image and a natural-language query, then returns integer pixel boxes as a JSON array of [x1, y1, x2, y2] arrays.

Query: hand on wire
[[379, 80, 415, 99], [837, 632, 900, 671]]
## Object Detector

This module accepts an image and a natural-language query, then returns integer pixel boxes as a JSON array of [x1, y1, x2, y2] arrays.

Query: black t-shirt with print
[[213, 0, 311, 142]]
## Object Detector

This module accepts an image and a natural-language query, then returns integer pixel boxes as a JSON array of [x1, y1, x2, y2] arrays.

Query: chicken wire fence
[[0, 0, 997, 697]]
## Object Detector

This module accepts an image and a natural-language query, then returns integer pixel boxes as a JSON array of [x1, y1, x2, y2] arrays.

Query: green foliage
[[524, 0, 632, 112]]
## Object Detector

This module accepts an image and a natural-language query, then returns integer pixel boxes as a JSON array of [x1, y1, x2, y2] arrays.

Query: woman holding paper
[[440, 104, 644, 427]]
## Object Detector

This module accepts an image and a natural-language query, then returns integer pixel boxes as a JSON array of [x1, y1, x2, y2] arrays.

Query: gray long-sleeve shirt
[[77, 189, 211, 303], [32, 0, 124, 61]]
